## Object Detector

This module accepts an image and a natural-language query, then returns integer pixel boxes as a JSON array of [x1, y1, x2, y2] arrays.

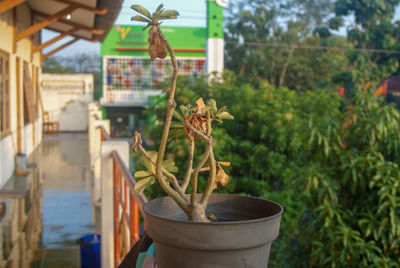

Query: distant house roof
[[376, 76, 400, 108]]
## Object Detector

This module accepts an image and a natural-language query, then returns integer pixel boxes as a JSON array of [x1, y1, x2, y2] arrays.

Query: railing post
[[130, 197, 140, 243], [113, 158, 121, 266], [93, 120, 110, 204], [88, 102, 96, 155], [88, 103, 103, 170], [90, 110, 104, 168], [101, 141, 129, 268]]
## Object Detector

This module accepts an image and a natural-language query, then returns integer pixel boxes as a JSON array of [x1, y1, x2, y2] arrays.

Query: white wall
[[0, 4, 43, 188], [41, 73, 94, 132]]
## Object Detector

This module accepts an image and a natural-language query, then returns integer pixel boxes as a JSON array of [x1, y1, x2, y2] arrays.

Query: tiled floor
[[0, 133, 100, 267]]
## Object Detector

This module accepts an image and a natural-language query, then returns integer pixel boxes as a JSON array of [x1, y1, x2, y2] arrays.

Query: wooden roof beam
[[33, 10, 104, 35], [41, 38, 78, 61], [52, 0, 108, 15], [45, 25, 99, 42], [33, 28, 78, 54], [16, 5, 77, 41], [0, 0, 26, 14]]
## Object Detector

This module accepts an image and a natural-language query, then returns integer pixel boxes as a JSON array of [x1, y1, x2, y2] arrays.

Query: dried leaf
[[215, 163, 230, 187], [196, 98, 206, 113], [131, 131, 142, 153], [184, 113, 208, 139], [217, 161, 231, 166]]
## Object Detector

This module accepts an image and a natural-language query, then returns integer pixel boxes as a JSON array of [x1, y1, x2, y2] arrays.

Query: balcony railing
[[88, 102, 147, 267], [100, 90, 163, 107], [112, 151, 147, 266]]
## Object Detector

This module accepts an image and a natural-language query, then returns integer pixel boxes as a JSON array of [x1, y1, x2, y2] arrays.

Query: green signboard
[[207, 0, 224, 39], [101, 25, 207, 58]]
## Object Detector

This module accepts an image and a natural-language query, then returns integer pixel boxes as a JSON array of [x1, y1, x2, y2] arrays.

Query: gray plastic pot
[[143, 194, 283, 268]]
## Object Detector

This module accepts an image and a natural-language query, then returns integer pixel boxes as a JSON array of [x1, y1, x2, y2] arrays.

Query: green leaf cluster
[[168, 99, 234, 141], [133, 151, 178, 194], [131, 4, 179, 29]]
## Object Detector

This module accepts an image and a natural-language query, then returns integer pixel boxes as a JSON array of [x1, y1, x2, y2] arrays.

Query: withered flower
[[185, 98, 208, 139], [148, 25, 168, 60]]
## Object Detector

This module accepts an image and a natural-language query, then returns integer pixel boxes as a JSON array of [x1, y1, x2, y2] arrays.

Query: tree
[[331, 0, 400, 92], [224, 0, 348, 90]]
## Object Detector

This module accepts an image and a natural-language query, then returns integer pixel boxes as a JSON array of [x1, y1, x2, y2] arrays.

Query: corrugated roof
[[95, 0, 123, 42], [28, 0, 122, 42]]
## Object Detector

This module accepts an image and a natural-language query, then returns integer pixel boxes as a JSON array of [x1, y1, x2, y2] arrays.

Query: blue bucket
[[77, 234, 101, 268]]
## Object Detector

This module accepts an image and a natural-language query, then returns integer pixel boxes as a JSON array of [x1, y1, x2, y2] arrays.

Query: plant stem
[[191, 173, 198, 205], [152, 27, 188, 210], [200, 116, 216, 206], [192, 141, 212, 205], [138, 144, 187, 201], [182, 135, 195, 192], [200, 146, 216, 206]]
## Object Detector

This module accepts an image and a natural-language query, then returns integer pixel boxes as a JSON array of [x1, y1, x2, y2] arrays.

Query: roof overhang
[[0, 0, 123, 59], [28, 0, 122, 42]]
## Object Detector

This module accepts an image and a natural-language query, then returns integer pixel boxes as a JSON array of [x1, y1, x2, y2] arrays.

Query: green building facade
[[99, 1, 227, 138]]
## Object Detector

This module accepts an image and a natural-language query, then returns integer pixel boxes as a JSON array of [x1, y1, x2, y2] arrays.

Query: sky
[[42, 0, 400, 57], [41, 0, 207, 57]]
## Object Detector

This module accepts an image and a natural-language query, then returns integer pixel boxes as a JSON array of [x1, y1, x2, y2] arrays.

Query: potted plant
[[130, 4, 283, 267]]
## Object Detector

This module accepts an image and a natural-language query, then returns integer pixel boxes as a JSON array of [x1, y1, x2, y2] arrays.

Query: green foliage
[[225, 0, 349, 90], [134, 0, 400, 264], [131, 4, 179, 29], [141, 71, 400, 266], [332, 0, 400, 83]]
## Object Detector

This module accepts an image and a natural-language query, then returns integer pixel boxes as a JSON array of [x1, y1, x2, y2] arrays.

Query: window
[[0, 50, 10, 136]]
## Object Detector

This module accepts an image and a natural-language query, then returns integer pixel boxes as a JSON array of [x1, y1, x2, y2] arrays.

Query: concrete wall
[[0, 4, 43, 188], [41, 73, 94, 132]]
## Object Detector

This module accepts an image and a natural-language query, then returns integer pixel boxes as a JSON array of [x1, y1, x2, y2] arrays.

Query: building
[[41, 73, 94, 132], [99, 0, 228, 138], [0, 0, 122, 188]]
